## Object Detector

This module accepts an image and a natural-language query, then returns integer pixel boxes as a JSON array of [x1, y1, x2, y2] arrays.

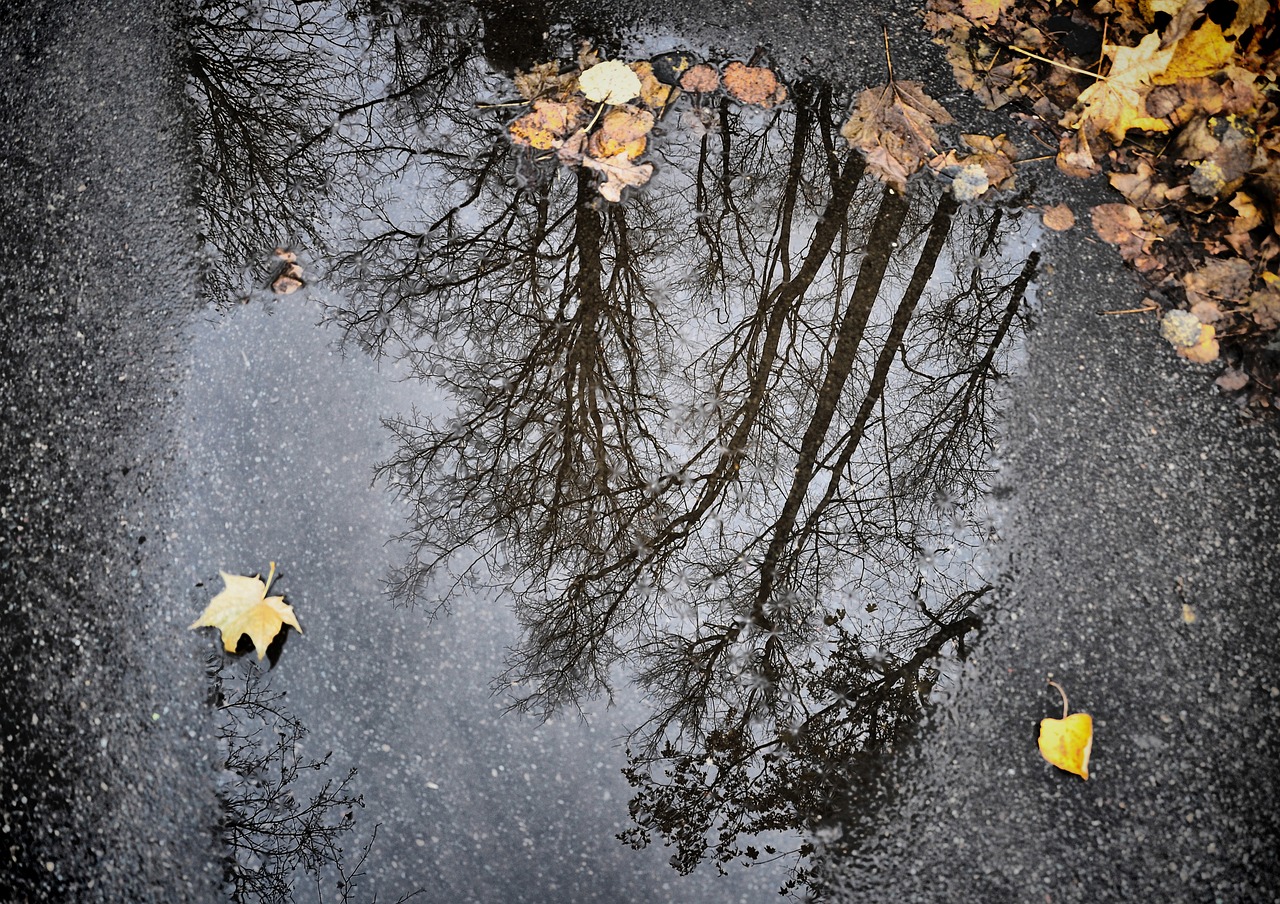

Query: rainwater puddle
[[178, 1, 1041, 899]]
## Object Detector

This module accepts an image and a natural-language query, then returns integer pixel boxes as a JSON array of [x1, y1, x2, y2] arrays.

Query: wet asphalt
[[1, 0, 1277, 902]]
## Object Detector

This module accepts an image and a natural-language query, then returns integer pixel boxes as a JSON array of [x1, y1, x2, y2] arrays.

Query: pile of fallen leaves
[[502, 45, 786, 202], [923, 0, 1280, 404]]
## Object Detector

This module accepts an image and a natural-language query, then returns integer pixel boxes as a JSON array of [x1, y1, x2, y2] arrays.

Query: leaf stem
[[1047, 678, 1069, 719], [882, 25, 895, 83], [265, 561, 277, 594], [1010, 46, 1106, 80]]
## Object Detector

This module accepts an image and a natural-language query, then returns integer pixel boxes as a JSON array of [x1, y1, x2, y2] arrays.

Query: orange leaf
[[1041, 204, 1076, 231], [721, 62, 787, 108]]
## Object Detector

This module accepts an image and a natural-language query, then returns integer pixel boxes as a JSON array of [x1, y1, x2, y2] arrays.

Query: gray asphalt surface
[[2, 0, 1277, 902]]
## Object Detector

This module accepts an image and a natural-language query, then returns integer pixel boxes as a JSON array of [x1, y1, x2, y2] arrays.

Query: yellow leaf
[[1038, 680, 1093, 780], [629, 61, 676, 108], [508, 98, 588, 150], [578, 60, 641, 105], [189, 562, 301, 660], [1153, 21, 1234, 85], [587, 105, 654, 160], [1064, 33, 1174, 142]]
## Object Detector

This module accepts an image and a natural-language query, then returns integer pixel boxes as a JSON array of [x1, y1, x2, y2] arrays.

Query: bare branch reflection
[[186, 0, 1038, 891]]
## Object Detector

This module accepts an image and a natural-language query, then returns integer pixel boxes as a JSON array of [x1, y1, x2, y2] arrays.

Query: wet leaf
[[721, 62, 787, 108], [579, 60, 642, 105], [843, 81, 954, 191], [1038, 680, 1092, 780], [930, 132, 1017, 198], [514, 61, 577, 101], [1041, 204, 1076, 231], [587, 105, 654, 161], [509, 98, 588, 150], [630, 61, 677, 108], [190, 563, 301, 660], [649, 50, 699, 86], [270, 248, 304, 295], [582, 151, 654, 202], [680, 63, 720, 94]]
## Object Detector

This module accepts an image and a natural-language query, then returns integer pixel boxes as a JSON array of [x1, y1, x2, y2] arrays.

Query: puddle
[[179, 0, 1040, 898]]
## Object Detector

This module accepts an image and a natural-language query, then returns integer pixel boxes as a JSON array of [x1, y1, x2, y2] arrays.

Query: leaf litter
[[923, 0, 1280, 406]]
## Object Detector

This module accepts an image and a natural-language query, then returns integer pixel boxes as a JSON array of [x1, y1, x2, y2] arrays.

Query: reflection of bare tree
[[330, 42, 1037, 884], [185, 0, 1038, 891]]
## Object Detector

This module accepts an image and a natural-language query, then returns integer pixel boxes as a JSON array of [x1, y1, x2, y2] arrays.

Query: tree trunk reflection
[[185, 1, 1039, 891]]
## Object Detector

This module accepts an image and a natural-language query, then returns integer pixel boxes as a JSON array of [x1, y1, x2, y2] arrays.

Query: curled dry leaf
[[721, 62, 787, 108], [680, 63, 720, 94], [514, 61, 577, 101], [1041, 204, 1076, 231], [579, 59, 641, 105], [582, 151, 654, 202]]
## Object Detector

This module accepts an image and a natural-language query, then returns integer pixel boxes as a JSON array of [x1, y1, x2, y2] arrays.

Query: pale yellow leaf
[[190, 563, 301, 660]]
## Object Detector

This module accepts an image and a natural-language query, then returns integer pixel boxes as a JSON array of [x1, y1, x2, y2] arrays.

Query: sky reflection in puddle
[[182, 0, 1039, 897]]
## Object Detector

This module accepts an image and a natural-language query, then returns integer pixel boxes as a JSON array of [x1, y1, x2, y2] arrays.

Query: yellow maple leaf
[[1153, 21, 1234, 85], [1064, 32, 1174, 142], [1038, 679, 1093, 780], [190, 562, 301, 660]]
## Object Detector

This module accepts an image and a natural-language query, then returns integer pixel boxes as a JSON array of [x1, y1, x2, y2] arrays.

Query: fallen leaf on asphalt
[[190, 562, 301, 660], [582, 151, 654, 202], [1062, 33, 1174, 143], [579, 59, 641, 105], [1215, 368, 1250, 391], [1041, 204, 1076, 231], [1090, 203, 1144, 244], [721, 62, 787, 107], [1038, 680, 1092, 780]]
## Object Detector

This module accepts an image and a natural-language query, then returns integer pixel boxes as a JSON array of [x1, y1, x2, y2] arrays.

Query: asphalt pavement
[[1, 1, 1277, 903]]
